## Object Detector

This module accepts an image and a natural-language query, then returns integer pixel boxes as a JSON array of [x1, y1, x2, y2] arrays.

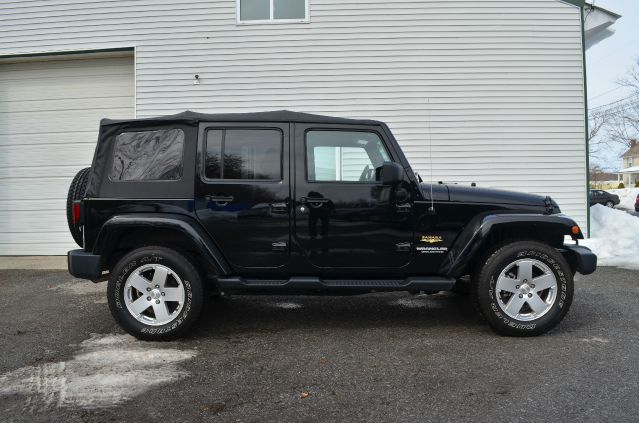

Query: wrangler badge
[[420, 235, 443, 244]]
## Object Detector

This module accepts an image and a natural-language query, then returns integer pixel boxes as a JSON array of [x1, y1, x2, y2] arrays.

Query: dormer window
[[237, 0, 309, 24]]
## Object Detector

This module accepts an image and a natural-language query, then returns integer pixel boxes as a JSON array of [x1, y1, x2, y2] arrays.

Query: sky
[[586, 0, 639, 170]]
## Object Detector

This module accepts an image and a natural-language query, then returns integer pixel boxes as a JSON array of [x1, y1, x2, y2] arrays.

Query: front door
[[195, 122, 291, 270], [293, 124, 414, 270]]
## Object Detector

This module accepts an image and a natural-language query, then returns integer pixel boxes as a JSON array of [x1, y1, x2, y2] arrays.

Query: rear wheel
[[107, 246, 204, 341], [66, 167, 90, 247], [473, 241, 573, 336]]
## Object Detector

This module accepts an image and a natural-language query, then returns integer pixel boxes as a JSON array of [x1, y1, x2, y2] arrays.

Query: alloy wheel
[[495, 258, 558, 321], [123, 264, 186, 326]]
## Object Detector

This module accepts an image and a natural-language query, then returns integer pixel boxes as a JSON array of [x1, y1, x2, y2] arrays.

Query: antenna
[[426, 98, 435, 214]]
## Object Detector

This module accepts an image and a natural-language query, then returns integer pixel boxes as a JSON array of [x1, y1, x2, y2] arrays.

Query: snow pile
[[581, 204, 639, 270], [608, 187, 639, 210], [0, 334, 196, 410]]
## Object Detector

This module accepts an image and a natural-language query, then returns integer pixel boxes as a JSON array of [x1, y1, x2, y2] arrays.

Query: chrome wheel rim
[[495, 259, 557, 321], [124, 264, 186, 326]]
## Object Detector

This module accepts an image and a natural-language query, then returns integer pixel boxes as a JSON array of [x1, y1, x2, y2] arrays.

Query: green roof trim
[[577, 1, 590, 236], [561, 0, 585, 7], [560, 0, 589, 235]]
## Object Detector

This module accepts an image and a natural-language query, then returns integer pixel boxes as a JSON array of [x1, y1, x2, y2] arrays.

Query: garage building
[[0, 0, 616, 254]]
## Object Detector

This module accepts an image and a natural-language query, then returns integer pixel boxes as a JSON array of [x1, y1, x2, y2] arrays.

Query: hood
[[422, 183, 552, 208], [448, 185, 547, 206]]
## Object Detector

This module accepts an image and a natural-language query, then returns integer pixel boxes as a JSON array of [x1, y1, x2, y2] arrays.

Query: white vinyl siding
[[0, 0, 587, 244], [341, 149, 373, 181], [0, 55, 134, 255], [312, 147, 373, 182]]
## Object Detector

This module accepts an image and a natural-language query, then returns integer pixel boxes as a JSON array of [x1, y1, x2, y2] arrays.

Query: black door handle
[[270, 202, 288, 214], [206, 195, 234, 206]]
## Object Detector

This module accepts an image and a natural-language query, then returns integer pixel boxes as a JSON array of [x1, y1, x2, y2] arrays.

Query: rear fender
[[93, 213, 231, 275], [439, 213, 583, 277]]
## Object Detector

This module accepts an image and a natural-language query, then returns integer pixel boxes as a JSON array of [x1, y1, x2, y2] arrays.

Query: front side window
[[238, 0, 308, 23], [205, 128, 282, 180], [306, 130, 391, 183], [110, 129, 184, 181]]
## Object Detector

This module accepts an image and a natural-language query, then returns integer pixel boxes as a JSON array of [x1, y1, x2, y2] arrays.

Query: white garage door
[[0, 54, 134, 255]]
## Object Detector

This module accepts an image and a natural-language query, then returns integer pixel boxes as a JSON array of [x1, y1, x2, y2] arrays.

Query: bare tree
[[588, 109, 610, 163], [589, 163, 603, 188], [589, 163, 617, 188], [606, 59, 639, 149], [619, 59, 639, 91], [588, 60, 639, 169], [605, 100, 639, 149]]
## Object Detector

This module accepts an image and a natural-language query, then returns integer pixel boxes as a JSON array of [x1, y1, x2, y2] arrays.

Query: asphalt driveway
[[1, 267, 638, 422]]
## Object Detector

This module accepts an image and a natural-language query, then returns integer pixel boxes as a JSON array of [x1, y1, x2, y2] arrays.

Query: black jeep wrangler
[[67, 111, 596, 340]]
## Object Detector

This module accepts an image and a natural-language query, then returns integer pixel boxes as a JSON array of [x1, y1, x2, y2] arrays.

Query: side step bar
[[217, 276, 456, 293]]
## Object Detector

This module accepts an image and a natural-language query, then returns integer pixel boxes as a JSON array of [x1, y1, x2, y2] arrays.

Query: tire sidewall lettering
[[114, 259, 137, 309]]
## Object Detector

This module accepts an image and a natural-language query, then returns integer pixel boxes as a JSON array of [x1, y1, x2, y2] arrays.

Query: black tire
[[473, 241, 573, 337], [66, 167, 90, 247], [107, 246, 204, 341], [605, 201, 614, 208]]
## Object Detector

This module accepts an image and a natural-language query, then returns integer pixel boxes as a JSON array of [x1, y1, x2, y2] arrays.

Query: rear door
[[293, 124, 414, 270], [195, 122, 291, 269]]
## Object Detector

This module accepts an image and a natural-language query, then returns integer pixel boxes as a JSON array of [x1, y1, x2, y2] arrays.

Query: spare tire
[[66, 167, 90, 247]]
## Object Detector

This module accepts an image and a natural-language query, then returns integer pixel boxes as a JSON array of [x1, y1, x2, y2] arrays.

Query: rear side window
[[205, 129, 282, 180], [110, 129, 185, 181]]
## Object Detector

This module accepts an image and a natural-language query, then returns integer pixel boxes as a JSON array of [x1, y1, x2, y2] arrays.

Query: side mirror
[[380, 162, 403, 185]]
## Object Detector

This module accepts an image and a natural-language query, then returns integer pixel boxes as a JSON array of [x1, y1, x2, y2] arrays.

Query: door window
[[205, 129, 282, 180], [306, 130, 391, 182]]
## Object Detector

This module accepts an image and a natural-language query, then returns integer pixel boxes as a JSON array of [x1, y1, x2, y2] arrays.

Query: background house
[[619, 140, 639, 186], [0, 0, 616, 254]]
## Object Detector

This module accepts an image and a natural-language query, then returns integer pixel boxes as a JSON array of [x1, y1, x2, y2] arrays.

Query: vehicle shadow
[[190, 292, 486, 339]]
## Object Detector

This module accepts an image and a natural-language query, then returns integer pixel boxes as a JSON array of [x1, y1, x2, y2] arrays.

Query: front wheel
[[107, 246, 204, 341], [605, 200, 614, 208], [473, 241, 573, 336]]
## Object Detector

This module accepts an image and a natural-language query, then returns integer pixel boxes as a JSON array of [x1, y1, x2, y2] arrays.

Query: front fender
[[439, 213, 583, 277], [93, 213, 231, 275]]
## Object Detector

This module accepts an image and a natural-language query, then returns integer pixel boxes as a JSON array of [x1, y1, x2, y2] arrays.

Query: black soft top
[[86, 110, 388, 198], [100, 110, 383, 127]]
